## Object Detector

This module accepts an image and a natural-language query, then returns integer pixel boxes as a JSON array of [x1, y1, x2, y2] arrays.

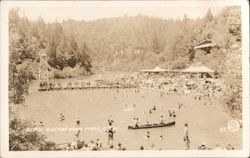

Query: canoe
[[38, 88, 48, 91], [128, 121, 175, 129]]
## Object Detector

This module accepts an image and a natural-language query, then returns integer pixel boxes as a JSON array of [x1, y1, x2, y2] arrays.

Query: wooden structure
[[38, 81, 138, 91], [182, 65, 214, 78], [39, 53, 49, 81], [141, 66, 167, 73], [194, 40, 216, 54], [141, 66, 178, 77]]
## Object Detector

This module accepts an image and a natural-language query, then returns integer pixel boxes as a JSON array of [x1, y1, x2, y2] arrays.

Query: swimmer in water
[[152, 106, 156, 110], [76, 118, 80, 125], [146, 131, 150, 139], [160, 135, 163, 140]]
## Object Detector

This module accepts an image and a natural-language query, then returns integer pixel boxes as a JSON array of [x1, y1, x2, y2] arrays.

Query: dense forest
[[61, 7, 240, 72], [9, 7, 241, 73]]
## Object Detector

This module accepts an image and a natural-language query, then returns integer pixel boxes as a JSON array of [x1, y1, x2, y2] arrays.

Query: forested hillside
[[9, 7, 241, 74], [9, 7, 241, 113], [9, 9, 92, 81], [61, 7, 241, 73]]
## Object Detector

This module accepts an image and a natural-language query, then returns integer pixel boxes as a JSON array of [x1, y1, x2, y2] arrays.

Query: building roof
[[182, 66, 214, 73], [194, 40, 216, 49], [141, 66, 169, 72]]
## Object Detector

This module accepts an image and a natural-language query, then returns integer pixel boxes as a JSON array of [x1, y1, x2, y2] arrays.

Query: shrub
[[52, 69, 67, 79], [9, 105, 58, 151]]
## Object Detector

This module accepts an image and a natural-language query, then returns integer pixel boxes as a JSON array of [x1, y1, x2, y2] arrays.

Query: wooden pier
[[38, 85, 137, 91]]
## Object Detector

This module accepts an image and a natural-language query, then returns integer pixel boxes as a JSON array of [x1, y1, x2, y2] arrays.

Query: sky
[[6, 0, 241, 23]]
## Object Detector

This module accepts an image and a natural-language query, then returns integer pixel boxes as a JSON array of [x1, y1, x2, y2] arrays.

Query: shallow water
[[16, 80, 242, 150]]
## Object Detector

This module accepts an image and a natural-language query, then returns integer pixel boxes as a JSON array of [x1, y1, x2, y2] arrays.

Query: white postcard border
[[1, 0, 249, 157]]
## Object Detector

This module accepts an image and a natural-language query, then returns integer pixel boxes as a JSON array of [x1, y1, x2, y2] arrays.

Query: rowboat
[[128, 121, 175, 129]]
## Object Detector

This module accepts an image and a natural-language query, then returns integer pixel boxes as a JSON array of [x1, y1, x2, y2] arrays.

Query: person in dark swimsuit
[[152, 106, 156, 110], [59, 114, 65, 122], [149, 109, 152, 114], [173, 111, 176, 118], [146, 131, 150, 139], [106, 122, 116, 148], [76, 118, 80, 125], [134, 118, 139, 127], [169, 110, 172, 117]]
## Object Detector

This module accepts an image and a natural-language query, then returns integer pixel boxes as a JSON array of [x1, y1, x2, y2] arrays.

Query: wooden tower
[[39, 53, 49, 81]]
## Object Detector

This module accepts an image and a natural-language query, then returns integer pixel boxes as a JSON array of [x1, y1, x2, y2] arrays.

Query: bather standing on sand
[[72, 130, 81, 149], [96, 138, 102, 149], [106, 122, 116, 148], [183, 123, 190, 150]]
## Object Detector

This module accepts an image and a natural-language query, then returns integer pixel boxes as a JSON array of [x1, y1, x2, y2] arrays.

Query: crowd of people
[[39, 71, 224, 103], [136, 73, 223, 99], [57, 119, 126, 151], [56, 120, 235, 151], [55, 104, 235, 151], [39, 71, 235, 151]]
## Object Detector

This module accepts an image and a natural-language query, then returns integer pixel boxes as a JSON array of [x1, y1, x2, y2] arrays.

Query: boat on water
[[38, 88, 48, 91], [128, 121, 175, 129]]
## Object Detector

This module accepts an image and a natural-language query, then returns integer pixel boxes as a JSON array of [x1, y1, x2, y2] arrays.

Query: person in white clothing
[[183, 123, 190, 150]]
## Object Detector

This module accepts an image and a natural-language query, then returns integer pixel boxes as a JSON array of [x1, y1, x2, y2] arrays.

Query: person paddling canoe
[[160, 115, 164, 124], [134, 118, 139, 127]]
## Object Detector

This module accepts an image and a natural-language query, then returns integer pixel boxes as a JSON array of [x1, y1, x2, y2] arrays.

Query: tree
[[188, 47, 195, 64], [152, 35, 162, 54], [78, 42, 92, 73], [9, 105, 57, 151], [9, 9, 35, 104], [204, 8, 213, 23], [9, 62, 34, 104], [221, 7, 241, 40], [9, 10, 58, 151], [66, 35, 78, 68]]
